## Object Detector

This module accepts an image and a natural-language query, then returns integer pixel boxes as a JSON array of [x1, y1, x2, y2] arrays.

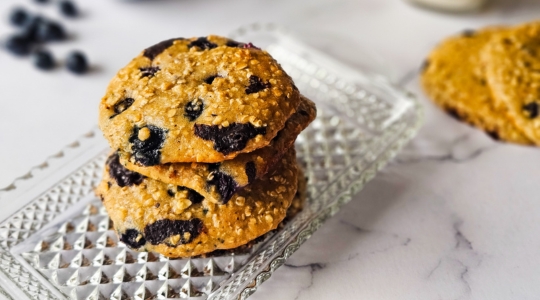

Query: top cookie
[[99, 35, 301, 165], [483, 22, 540, 145], [422, 27, 531, 144], [119, 95, 316, 204]]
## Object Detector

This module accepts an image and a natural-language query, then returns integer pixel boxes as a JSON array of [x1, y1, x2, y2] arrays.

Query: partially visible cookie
[[483, 22, 540, 145], [96, 148, 298, 258], [99, 35, 301, 165], [119, 96, 316, 204], [421, 28, 531, 144]]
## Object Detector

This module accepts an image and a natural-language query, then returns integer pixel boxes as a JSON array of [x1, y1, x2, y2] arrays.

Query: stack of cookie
[[421, 22, 540, 145], [95, 36, 316, 258]]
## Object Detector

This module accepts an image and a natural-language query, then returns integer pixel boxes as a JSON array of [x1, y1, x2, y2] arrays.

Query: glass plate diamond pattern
[[0, 24, 422, 300]]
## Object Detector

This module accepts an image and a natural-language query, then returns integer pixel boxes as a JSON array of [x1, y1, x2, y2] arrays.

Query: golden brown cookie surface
[[422, 28, 531, 144], [98, 35, 301, 165], [119, 96, 316, 204], [483, 22, 540, 144], [96, 149, 298, 258]]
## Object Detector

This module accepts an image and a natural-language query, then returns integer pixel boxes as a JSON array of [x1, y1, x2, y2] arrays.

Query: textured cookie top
[[119, 95, 316, 204], [96, 148, 298, 258], [483, 22, 540, 145], [422, 27, 531, 145], [99, 35, 301, 164]]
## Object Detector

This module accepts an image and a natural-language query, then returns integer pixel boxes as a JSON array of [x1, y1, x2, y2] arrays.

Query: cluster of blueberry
[[5, 0, 89, 74]]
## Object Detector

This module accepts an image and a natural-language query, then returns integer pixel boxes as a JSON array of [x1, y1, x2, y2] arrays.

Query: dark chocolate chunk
[[245, 161, 256, 184], [184, 99, 204, 121], [144, 219, 203, 245], [139, 66, 160, 78], [129, 125, 167, 166], [245, 75, 270, 94], [120, 229, 146, 249], [207, 164, 238, 204], [143, 38, 183, 60], [178, 186, 204, 204], [106, 153, 144, 187], [110, 98, 134, 118], [188, 37, 217, 50], [167, 189, 175, 197], [523, 102, 539, 119], [194, 123, 267, 155], [204, 75, 219, 84]]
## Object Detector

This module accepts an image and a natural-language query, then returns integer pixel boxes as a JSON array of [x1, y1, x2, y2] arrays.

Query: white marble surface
[[1, 0, 540, 299]]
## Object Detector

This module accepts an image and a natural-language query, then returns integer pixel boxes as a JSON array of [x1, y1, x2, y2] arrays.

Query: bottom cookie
[[97, 148, 299, 258]]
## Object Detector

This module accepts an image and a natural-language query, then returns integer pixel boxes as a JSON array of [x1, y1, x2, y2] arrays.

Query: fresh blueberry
[[33, 49, 55, 70], [20, 16, 45, 43], [5, 34, 32, 56], [36, 21, 66, 42], [9, 8, 31, 27], [59, 1, 78, 17], [194, 123, 267, 155], [144, 218, 203, 245], [245, 75, 270, 94], [66, 51, 88, 74]]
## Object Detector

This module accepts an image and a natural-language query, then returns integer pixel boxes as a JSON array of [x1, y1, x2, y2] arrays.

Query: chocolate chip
[[523, 102, 539, 119], [143, 38, 183, 60], [129, 125, 167, 166], [245, 161, 256, 184], [110, 98, 134, 118], [178, 186, 204, 204], [144, 219, 203, 245], [194, 123, 267, 155], [204, 75, 219, 84], [207, 164, 238, 204], [184, 99, 204, 121], [120, 229, 146, 249], [106, 153, 144, 187], [188, 37, 217, 50], [462, 29, 476, 37], [167, 189, 175, 197], [139, 66, 160, 78], [245, 75, 270, 94], [299, 110, 309, 116]]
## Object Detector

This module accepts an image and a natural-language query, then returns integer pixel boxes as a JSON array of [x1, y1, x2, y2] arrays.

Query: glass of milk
[[407, 0, 488, 12]]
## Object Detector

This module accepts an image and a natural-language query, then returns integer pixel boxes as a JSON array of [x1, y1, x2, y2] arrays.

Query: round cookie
[[99, 35, 301, 165], [96, 148, 298, 258], [119, 96, 316, 204], [483, 22, 540, 145], [421, 28, 532, 144]]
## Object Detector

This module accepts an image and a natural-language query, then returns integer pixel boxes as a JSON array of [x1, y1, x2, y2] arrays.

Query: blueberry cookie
[[96, 148, 298, 258], [422, 27, 531, 144], [98, 35, 301, 165], [483, 22, 540, 145], [119, 96, 316, 204]]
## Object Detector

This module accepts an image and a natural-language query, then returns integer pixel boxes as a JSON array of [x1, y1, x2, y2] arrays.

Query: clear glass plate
[[0, 24, 423, 300]]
